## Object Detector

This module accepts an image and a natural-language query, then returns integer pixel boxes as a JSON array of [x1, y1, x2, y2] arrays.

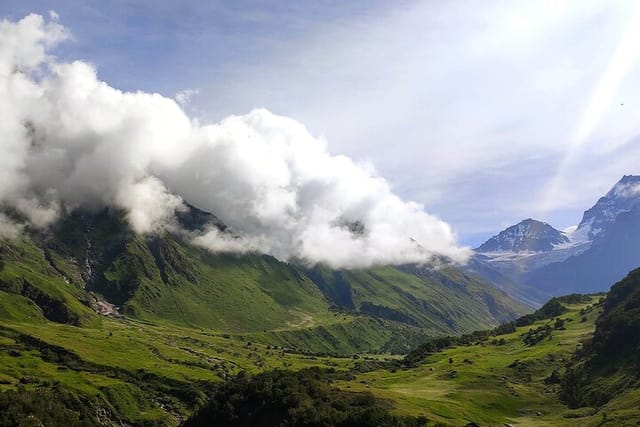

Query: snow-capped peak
[[576, 175, 640, 240], [476, 218, 569, 253]]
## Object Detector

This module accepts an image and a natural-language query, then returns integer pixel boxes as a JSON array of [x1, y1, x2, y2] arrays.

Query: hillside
[[181, 285, 640, 426], [0, 206, 530, 424], [327, 293, 640, 426], [561, 268, 640, 411], [2, 241, 639, 425], [0, 207, 525, 356]]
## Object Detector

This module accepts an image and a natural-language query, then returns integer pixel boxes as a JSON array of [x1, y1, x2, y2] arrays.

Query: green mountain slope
[[330, 282, 640, 426], [332, 296, 601, 425], [0, 207, 525, 356], [561, 268, 640, 413], [308, 264, 525, 335], [1, 225, 638, 426], [0, 238, 98, 327], [0, 205, 534, 425]]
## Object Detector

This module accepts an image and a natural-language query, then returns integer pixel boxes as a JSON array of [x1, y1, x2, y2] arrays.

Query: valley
[[4, 277, 638, 425], [1, 178, 640, 426], [0, 10, 639, 425], [0, 208, 529, 425]]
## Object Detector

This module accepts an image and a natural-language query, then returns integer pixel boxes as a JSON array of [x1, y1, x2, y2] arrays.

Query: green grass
[[123, 243, 338, 333], [0, 315, 360, 425], [1, 288, 638, 425], [334, 296, 640, 426], [0, 211, 543, 425], [310, 264, 528, 334]]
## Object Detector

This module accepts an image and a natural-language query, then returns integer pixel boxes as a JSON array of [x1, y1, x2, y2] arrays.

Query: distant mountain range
[[469, 175, 640, 304]]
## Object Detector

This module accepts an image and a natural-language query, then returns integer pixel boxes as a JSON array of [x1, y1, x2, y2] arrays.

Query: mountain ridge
[[0, 206, 526, 356], [471, 175, 640, 302], [576, 174, 640, 240]]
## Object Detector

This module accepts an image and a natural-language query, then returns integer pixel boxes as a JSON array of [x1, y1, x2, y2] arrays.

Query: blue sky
[[2, 0, 640, 247]]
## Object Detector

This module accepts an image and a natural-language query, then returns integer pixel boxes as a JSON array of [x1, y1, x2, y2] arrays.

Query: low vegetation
[[0, 209, 638, 426], [184, 368, 427, 427], [561, 268, 640, 410], [330, 292, 639, 426]]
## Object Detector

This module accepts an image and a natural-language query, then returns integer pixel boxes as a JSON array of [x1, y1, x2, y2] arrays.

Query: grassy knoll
[[332, 295, 640, 426]]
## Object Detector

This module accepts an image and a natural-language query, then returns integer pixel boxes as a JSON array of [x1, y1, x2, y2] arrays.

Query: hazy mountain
[[470, 219, 584, 304], [470, 175, 640, 303], [526, 205, 640, 295], [574, 174, 640, 241]]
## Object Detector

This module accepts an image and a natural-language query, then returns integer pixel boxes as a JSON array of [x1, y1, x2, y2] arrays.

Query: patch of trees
[[554, 294, 595, 305], [514, 297, 566, 327], [588, 271, 640, 363], [404, 332, 485, 366], [521, 324, 552, 346], [0, 387, 97, 426], [182, 368, 429, 427]]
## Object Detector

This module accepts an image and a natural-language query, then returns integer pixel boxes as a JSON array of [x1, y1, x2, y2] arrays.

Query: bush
[[0, 387, 97, 426], [521, 325, 552, 346]]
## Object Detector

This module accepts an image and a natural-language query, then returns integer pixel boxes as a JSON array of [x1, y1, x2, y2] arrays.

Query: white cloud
[[190, 0, 640, 238], [0, 14, 469, 268], [115, 176, 186, 234], [0, 213, 22, 238], [175, 88, 199, 106], [611, 181, 640, 198]]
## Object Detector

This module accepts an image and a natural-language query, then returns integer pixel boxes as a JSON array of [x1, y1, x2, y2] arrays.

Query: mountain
[[463, 255, 548, 307], [0, 205, 530, 424], [476, 218, 569, 253], [574, 174, 640, 241], [0, 206, 526, 355], [3, 257, 638, 426], [472, 175, 640, 302], [2, 203, 638, 426], [526, 204, 640, 295], [469, 219, 585, 304]]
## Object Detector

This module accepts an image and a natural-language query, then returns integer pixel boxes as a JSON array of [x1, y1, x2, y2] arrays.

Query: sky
[[1, 1, 640, 247]]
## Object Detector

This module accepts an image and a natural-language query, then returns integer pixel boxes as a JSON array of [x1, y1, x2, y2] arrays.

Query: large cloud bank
[[0, 14, 469, 268]]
